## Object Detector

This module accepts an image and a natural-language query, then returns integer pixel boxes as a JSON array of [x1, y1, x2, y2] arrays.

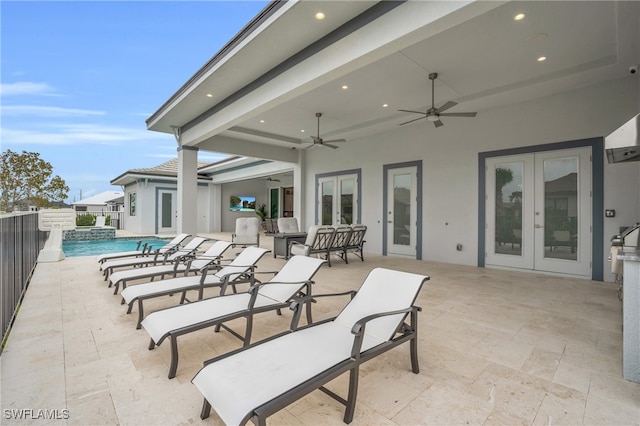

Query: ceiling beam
[[197, 134, 299, 163]]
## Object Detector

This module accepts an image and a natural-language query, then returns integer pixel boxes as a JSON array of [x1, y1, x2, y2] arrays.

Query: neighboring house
[[144, 1, 639, 283], [72, 191, 124, 212], [110, 157, 294, 235]]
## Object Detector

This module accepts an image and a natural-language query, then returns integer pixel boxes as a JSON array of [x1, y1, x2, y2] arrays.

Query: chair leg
[[200, 399, 212, 420], [244, 317, 253, 347], [305, 299, 313, 325], [343, 366, 360, 424], [148, 338, 156, 350], [410, 309, 420, 373], [168, 337, 179, 379], [410, 334, 420, 374], [136, 299, 145, 330]]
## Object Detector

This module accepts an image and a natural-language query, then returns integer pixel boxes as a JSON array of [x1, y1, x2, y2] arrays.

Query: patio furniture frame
[[192, 267, 429, 425], [289, 225, 336, 266], [96, 233, 191, 264], [107, 240, 230, 295], [100, 236, 207, 279], [141, 255, 326, 378], [120, 246, 271, 329]]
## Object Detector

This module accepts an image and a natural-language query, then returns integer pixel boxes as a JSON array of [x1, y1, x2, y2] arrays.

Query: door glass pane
[[321, 181, 334, 225], [161, 193, 172, 228], [340, 179, 354, 225], [393, 174, 411, 245], [544, 157, 578, 260], [494, 163, 523, 256], [270, 188, 279, 218]]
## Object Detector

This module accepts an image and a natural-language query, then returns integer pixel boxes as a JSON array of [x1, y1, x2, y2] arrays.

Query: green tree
[[0, 149, 70, 211]]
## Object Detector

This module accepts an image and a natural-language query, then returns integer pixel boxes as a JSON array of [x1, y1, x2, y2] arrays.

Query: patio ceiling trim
[[145, 0, 289, 129], [180, 0, 406, 135]]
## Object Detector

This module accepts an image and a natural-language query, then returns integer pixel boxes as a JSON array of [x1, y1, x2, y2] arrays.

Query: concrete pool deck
[[2, 232, 639, 425]]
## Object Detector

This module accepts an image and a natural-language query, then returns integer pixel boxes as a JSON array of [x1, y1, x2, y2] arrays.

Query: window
[[129, 192, 136, 216]]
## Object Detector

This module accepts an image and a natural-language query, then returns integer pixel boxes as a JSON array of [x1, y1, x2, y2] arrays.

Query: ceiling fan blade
[[322, 143, 340, 149], [439, 112, 477, 118], [437, 100, 458, 113], [399, 116, 426, 126], [434, 120, 444, 128], [306, 143, 319, 150], [398, 109, 426, 115], [323, 138, 346, 144]]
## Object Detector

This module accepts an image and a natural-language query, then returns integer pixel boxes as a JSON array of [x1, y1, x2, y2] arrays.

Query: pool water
[[62, 237, 172, 257]]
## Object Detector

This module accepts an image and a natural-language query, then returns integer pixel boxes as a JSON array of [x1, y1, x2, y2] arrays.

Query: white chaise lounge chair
[[100, 236, 207, 279], [121, 246, 272, 329], [192, 267, 429, 425], [107, 240, 231, 295], [96, 233, 190, 264], [141, 254, 326, 379]]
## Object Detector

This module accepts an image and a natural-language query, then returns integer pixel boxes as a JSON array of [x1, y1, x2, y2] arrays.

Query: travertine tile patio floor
[[2, 232, 639, 425]]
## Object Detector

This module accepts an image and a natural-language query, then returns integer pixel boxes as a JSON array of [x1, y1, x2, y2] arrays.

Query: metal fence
[[0, 212, 47, 348], [75, 210, 125, 229]]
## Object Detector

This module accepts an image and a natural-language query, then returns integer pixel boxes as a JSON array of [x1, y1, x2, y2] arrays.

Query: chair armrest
[[246, 280, 314, 310], [289, 290, 357, 329], [349, 306, 422, 358]]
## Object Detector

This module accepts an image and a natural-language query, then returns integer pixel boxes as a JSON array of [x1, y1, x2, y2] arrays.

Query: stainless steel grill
[[609, 223, 640, 302]]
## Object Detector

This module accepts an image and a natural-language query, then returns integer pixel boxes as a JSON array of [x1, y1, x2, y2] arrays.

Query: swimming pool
[[62, 237, 172, 257]]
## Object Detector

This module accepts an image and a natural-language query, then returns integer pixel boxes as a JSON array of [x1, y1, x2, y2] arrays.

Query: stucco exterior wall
[[302, 77, 640, 281]]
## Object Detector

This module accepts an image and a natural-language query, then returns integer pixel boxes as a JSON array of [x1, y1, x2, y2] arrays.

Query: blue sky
[[1, 1, 269, 203]]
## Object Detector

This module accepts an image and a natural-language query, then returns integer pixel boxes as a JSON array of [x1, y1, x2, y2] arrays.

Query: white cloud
[[0, 82, 58, 96], [1, 123, 174, 146], [1, 105, 105, 117]]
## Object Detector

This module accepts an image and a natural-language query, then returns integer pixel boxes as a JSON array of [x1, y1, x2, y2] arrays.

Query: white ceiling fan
[[307, 112, 346, 149], [399, 73, 477, 128]]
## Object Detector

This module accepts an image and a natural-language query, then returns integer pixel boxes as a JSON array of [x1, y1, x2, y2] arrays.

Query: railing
[[75, 210, 125, 229], [0, 212, 47, 349]]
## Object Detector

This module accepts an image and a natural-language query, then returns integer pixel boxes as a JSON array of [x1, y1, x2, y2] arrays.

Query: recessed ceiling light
[[259, 119, 265, 123], [315, 12, 325, 20], [206, 93, 213, 97], [382, 104, 389, 108], [301, 129, 305, 133], [537, 56, 547, 62], [514, 13, 525, 21], [341, 85, 348, 90]]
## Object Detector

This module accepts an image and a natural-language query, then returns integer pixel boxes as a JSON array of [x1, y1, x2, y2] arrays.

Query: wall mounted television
[[230, 195, 256, 212]]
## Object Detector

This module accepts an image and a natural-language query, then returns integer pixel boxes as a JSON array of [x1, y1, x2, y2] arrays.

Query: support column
[[177, 145, 198, 236], [293, 150, 305, 230]]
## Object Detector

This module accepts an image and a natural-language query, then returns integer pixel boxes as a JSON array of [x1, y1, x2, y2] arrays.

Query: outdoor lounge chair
[[192, 267, 429, 425], [289, 225, 336, 266], [341, 224, 367, 263], [96, 233, 191, 264], [328, 225, 353, 264], [141, 254, 325, 379], [100, 236, 207, 279], [121, 246, 271, 329], [231, 217, 261, 247], [276, 217, 299, 234], [107, 239, 230, 295]]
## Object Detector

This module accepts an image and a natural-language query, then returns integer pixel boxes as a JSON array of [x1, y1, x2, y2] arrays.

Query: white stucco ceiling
[[147, 0, 639, 159]]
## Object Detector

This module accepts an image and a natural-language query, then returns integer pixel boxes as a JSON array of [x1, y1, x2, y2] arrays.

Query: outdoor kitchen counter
[[618, 249, 640, 384]]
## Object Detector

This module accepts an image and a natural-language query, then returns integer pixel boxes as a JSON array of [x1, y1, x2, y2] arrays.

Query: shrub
[[76, 213, 96, 226]]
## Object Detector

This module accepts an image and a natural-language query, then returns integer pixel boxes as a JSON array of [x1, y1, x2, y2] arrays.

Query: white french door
[[158, 190, 176, 234], [485, 148, 592, 277], [318, 174, 357, 225], [386, 166, 417, 257]]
